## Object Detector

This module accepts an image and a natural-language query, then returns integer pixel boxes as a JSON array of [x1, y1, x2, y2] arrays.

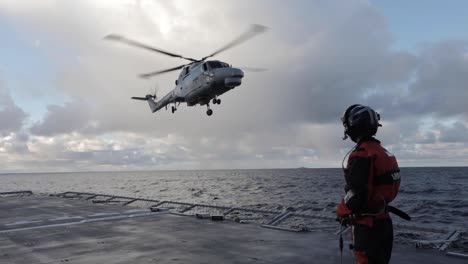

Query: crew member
[[337, 104, 401, 264]]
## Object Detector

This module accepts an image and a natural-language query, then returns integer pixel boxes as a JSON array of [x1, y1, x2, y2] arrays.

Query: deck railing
[[0, 191, 33, 197]]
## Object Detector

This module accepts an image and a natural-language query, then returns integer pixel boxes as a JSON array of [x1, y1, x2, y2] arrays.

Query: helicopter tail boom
[[147, 98, 158, 113], [131, 95, 159, 113]]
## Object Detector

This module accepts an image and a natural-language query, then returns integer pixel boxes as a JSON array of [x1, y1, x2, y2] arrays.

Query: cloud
[[0, 133, 29, 155], [30, 99, 95, 136], [407, 41, 468, 117], [0, 82, 28, 135], [369, 40, 468, 120], [2, 132, 194, 172], [390, 142, 468, 167], [1, 0, 468, 171], [5, 0, 406, 128], [438, 121, 468, 143]]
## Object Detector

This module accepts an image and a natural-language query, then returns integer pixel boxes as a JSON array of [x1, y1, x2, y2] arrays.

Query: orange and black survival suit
[[337, 137, 401, 264], [336, 104, 408, 264]]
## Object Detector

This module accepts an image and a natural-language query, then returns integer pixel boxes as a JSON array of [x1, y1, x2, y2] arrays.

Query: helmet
[[341, 104, 381, 141]]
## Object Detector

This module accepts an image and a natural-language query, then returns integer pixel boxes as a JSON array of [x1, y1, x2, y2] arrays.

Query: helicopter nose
[[220, 67, 244, 88]]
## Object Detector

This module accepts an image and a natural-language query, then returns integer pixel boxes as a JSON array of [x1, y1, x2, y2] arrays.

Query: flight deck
[[0, 191, 466, 263]]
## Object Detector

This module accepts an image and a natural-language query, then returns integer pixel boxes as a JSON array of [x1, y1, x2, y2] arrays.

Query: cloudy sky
[[1, 0, 468, 172]]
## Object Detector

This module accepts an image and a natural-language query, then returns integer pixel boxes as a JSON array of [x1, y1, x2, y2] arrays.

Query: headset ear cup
[[376, 112, 382, 127]]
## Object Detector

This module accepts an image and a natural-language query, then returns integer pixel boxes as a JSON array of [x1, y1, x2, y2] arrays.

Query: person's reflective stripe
[[344, 189, 356, 204]]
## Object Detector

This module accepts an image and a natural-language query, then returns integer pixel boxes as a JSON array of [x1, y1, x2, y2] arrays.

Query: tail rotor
[[146, 83, 158, 100], [131, 83, 158, 101], [150, 83, 159, 100]]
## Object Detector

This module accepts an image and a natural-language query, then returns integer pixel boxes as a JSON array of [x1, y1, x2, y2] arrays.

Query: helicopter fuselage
[[174, 60, 244, 106]]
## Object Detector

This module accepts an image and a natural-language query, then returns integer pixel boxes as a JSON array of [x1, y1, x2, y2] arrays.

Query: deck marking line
[[50, 216, 85, 221], [5, 220, 43, 226], [124, 209, 150, 213], [88, 212, 121, 217], [0, 212, 166, 233]]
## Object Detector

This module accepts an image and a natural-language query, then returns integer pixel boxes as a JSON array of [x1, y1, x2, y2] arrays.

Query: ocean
[[1, 167, 467, 232]]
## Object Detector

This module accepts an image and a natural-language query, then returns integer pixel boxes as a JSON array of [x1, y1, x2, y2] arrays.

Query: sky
[[0, 0, 468, 172]]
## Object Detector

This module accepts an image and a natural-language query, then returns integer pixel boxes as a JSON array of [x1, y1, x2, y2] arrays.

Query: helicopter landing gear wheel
[[171, 106, 177, 113], [216, 99, 221, 104], [206, 104, 213, 116], [212, 98, 217, 105]]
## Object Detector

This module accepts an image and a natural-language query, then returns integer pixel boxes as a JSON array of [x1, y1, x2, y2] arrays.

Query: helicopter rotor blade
[[139, 64, 186, 79], [105, 34, 198, 62], [201, 24, 268, 61]]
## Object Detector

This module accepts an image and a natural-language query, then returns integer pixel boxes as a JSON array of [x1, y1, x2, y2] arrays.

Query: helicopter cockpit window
[[207, 61, 223, 69]]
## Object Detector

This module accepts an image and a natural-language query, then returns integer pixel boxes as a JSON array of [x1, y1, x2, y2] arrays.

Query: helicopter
[[105, 24, 267, 116]]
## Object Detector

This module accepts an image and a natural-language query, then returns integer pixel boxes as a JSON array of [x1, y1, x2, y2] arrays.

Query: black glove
[[336, 215, 350, 227]]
